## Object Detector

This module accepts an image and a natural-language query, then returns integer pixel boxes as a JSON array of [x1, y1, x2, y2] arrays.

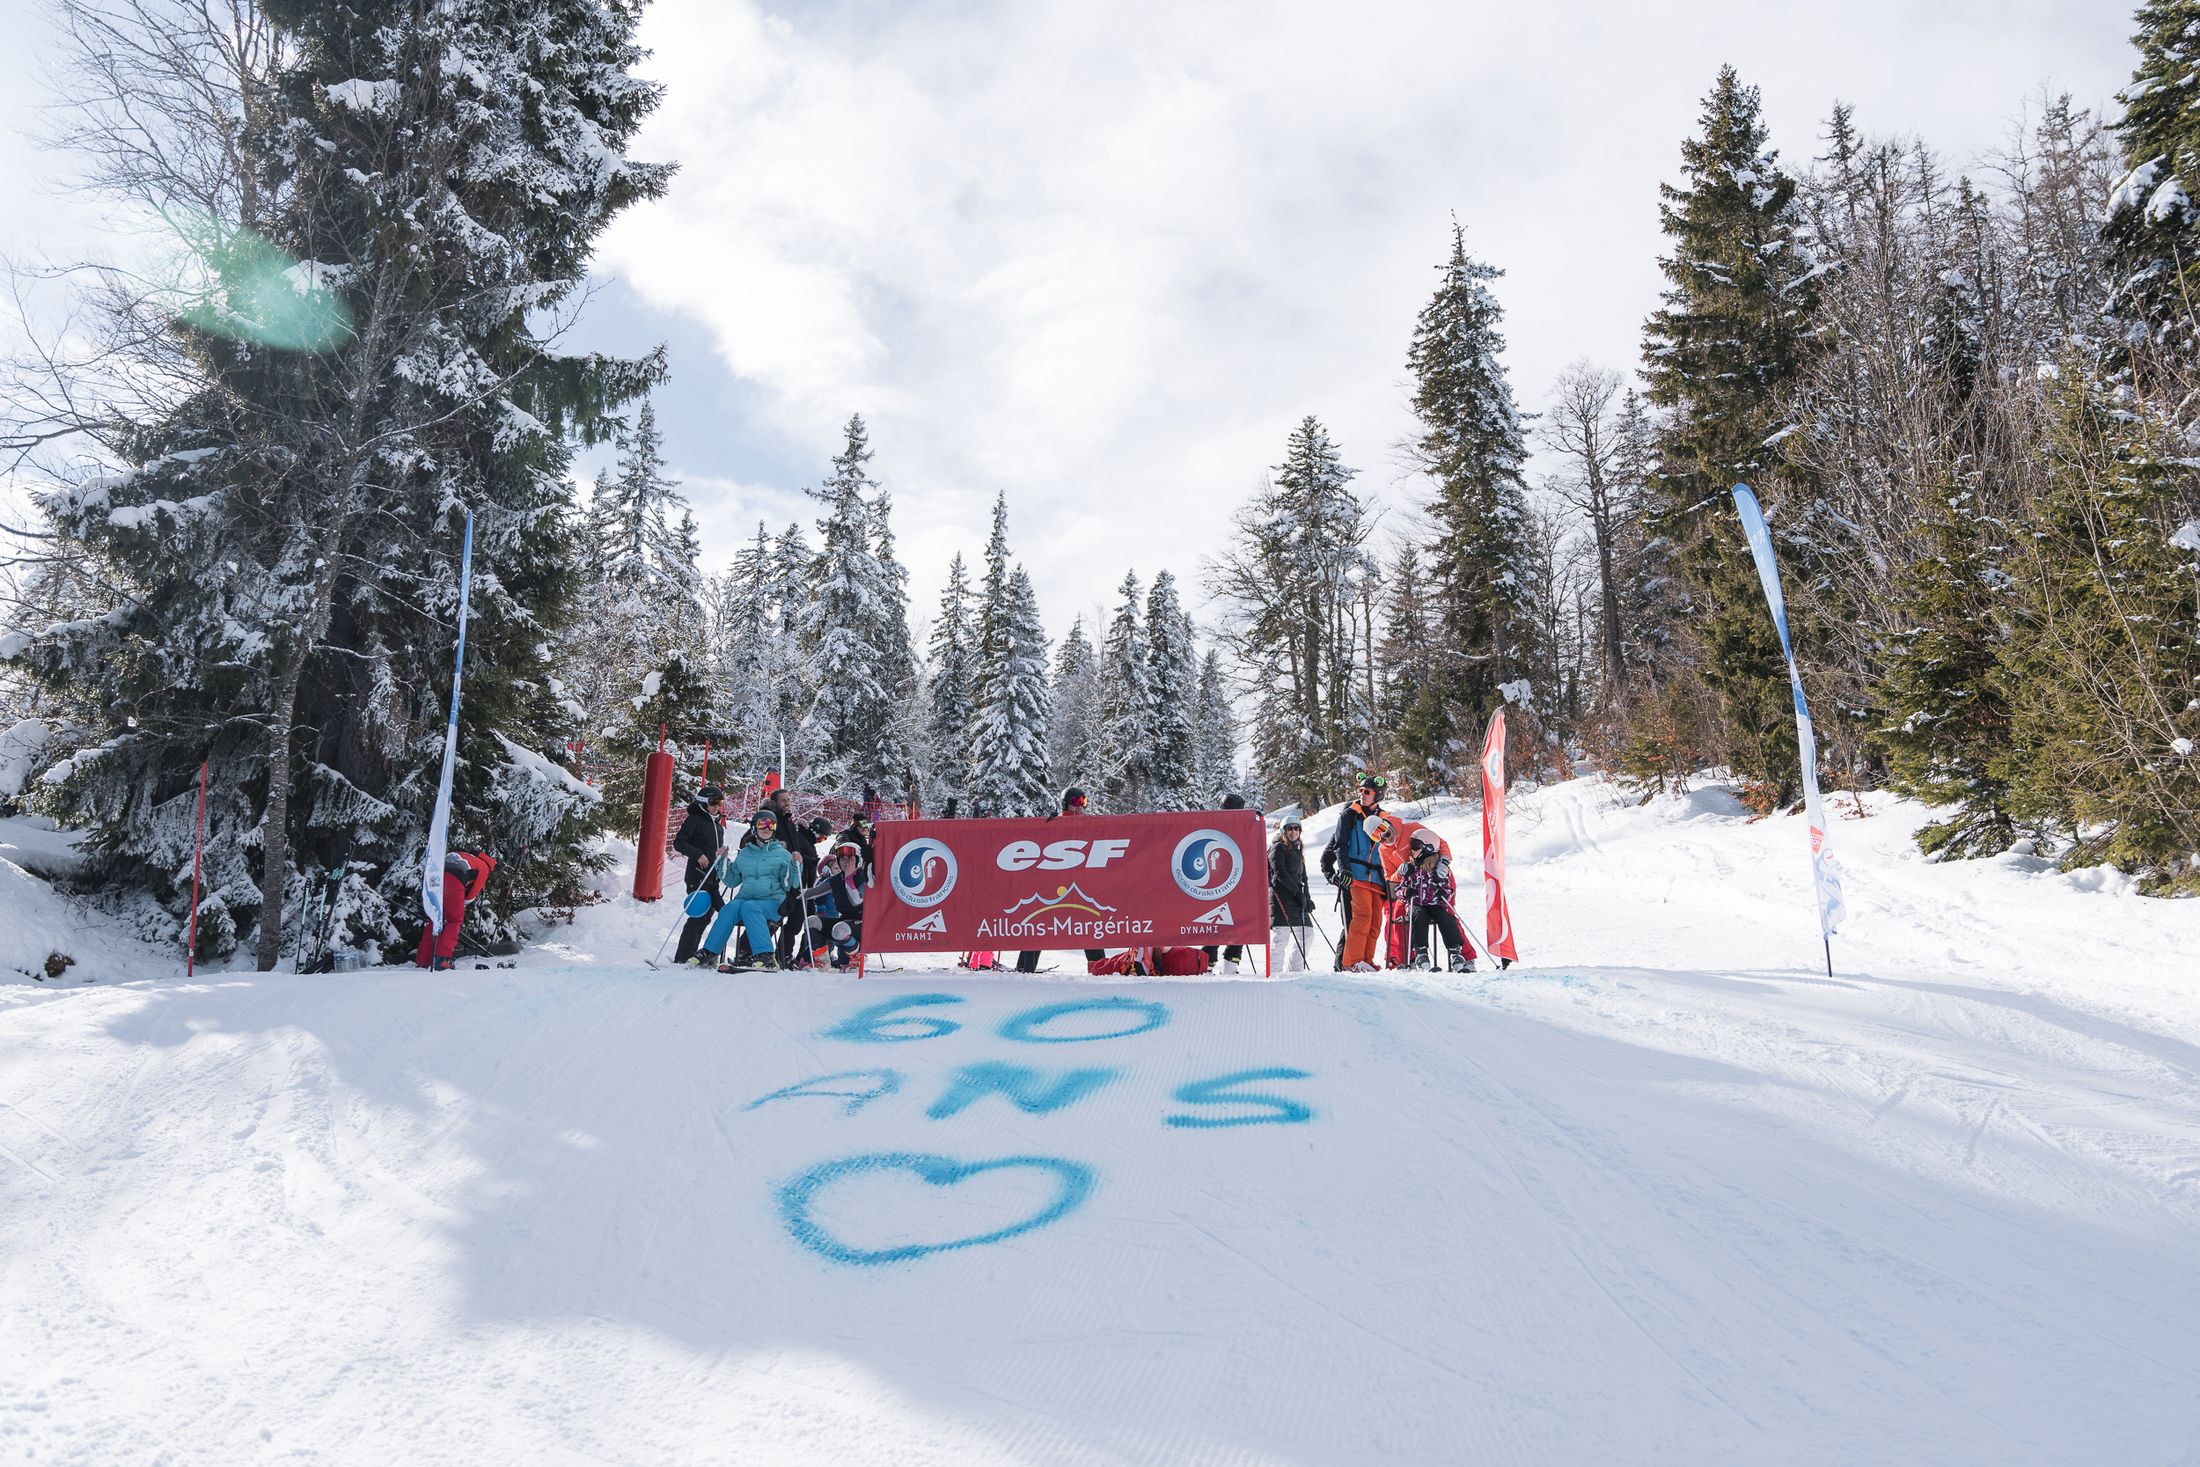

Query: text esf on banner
[[873, 811, 1272, 953]]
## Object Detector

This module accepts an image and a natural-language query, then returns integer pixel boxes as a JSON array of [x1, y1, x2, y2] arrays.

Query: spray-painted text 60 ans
[[750, 993, 1315, 1266]]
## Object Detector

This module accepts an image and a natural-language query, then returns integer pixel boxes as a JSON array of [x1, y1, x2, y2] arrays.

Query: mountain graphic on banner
[[1002, 884, 1119, 918]]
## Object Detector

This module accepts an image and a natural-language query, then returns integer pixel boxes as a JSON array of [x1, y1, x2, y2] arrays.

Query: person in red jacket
[[416, 851, 495, 970]]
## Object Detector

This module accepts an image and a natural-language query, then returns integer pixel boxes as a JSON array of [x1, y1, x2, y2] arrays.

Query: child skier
[[695, 809, 799, 972], [803, 840, 870, 970], [1397, 827, 1477, 972]]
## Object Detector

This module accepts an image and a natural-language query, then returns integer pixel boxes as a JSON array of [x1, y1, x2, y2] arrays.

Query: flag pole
[[422, 512, 475, 941]]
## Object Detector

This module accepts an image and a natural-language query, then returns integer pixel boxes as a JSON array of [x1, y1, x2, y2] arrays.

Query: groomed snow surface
[[2, 777, 2197, 1465]]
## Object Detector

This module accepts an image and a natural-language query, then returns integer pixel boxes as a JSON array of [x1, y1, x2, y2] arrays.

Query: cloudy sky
[[0, 0, 2136, 637]]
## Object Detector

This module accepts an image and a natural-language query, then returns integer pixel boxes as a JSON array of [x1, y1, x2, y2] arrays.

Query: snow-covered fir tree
[[2106, 0, 2200, 349], [1639, 67, 1820, 800], [867, 485, 922, 803], [800, 416, 911, 795], [1094, 572, 1154, 811], [8, 0, 667, 965], [924, 553, 979, 807], [1191, 649, 1242, 808], [968, 567, 1054, 817], [708, 522, 789, 779], [1143, 570, 1201, 809], [1208, 417, 1373, 809], [1047, 618, 1102, 794], [1405, 221, 1538, 781]]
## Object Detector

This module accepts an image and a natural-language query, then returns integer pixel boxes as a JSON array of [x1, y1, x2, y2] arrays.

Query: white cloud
[[602, 0, 2129, 631]]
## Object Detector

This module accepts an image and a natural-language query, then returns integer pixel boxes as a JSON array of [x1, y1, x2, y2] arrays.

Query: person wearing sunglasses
[[1322, 773, 1391, 972]]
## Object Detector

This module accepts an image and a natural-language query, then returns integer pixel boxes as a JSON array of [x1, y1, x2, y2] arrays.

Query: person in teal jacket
[[696, 809, 799, 971]]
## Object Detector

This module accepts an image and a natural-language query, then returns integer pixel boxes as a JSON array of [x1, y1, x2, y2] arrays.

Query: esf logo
[[995, 838, 1132, 872], [1171, 830, 1243, 902], [890, 838, 959, 909]]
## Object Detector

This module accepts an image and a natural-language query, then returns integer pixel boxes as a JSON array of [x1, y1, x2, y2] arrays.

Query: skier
[[803, 840, 870, 969], [695, 809, 798, 971], [1015, 786, 1107, 974], [837, 812, 877, 882], [1322, 774, 1390, 972], [1269, 818, 1315, 972], [670, 785, 727, 965], [1204, 793, 1252, 973], [1398, 827, 1477, 972], [764, 791, 821, 967], [415, 851, 496, 970]]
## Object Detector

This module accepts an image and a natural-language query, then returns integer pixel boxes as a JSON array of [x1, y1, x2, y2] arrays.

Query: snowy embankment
[[1, 778, 2197, 1465]]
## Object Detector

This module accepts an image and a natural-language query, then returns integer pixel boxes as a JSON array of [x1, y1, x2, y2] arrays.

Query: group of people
[[1316, 772, 1483, 974], [669, 784, 881, 972], [641, 770, 1483, 978]]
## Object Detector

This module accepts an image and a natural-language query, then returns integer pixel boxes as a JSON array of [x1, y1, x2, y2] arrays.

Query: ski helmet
[[753, 808, 778, 829], [833, 841, 862, 862], [1062, 786, 1089, 811], [699, 785, 725, 805], [1363, 814, 1395, 843], [1410, 828, 1439, 854], [809, 815, 832, 837]]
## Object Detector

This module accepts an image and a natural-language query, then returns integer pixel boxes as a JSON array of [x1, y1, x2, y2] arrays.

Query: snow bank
[[1, 775, 2196, 1463]]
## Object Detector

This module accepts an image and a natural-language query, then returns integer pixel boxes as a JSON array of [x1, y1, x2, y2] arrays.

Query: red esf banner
[[872, 810, 1272, 953]]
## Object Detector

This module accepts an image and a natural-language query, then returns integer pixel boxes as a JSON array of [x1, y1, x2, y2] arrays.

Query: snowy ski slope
[[1, 778, 2196, 1464]]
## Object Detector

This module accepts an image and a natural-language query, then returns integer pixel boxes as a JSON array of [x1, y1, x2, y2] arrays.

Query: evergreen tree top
[[1407, 225, 1526, 480]]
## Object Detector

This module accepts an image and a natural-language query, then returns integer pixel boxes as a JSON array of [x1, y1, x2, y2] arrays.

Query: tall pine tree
[[801, 415, 906, 793], [1048, 618, 1102, 794], [13, 0, 668, 963], [1406, 222, 1537, 780], [1143, 570, 1200, 809], [924, 553, 979, 805], [2105, 0, 2200, 348], [1640, 67, 1821, 800], [1095, 572, 1154, 811], [969, 568, 1054, 818]]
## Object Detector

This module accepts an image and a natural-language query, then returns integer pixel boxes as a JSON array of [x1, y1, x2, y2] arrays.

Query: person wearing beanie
[[671, 785, 727, 965]]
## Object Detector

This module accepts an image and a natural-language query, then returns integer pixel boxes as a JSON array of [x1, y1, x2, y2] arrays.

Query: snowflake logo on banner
[[890, 838, 959, 909], [1170, 830, 1243, 903]]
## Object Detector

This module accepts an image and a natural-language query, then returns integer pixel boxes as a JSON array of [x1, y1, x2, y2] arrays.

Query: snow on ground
[[2, 779, 2197, 1465]]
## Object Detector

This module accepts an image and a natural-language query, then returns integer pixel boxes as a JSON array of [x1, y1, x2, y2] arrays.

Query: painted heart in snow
[[776, 1151, 1095, 1266]]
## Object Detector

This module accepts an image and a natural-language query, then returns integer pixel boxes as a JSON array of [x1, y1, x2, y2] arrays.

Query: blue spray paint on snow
[[1165, 1068, 1315, 1128], [745, 1070, 905, 1117], [927, 1062, 1118, 1120], [822, 993, 966, 1043], [998, 996, 1170, 1044], [777, 1152, 1095, 1266]]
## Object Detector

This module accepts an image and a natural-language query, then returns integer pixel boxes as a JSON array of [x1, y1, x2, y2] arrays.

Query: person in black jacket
[[770, 794, 823, 966], [837, 813, 877, 882], [1016, 786, 1108, 973], [1204, 793, 1252, 973], [1269, 818, 1315, 972], [670, 786, 726, 965]]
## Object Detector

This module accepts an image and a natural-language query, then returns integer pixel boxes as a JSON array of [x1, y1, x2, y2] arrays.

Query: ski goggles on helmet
[[1064, 792, 1089, 811]]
